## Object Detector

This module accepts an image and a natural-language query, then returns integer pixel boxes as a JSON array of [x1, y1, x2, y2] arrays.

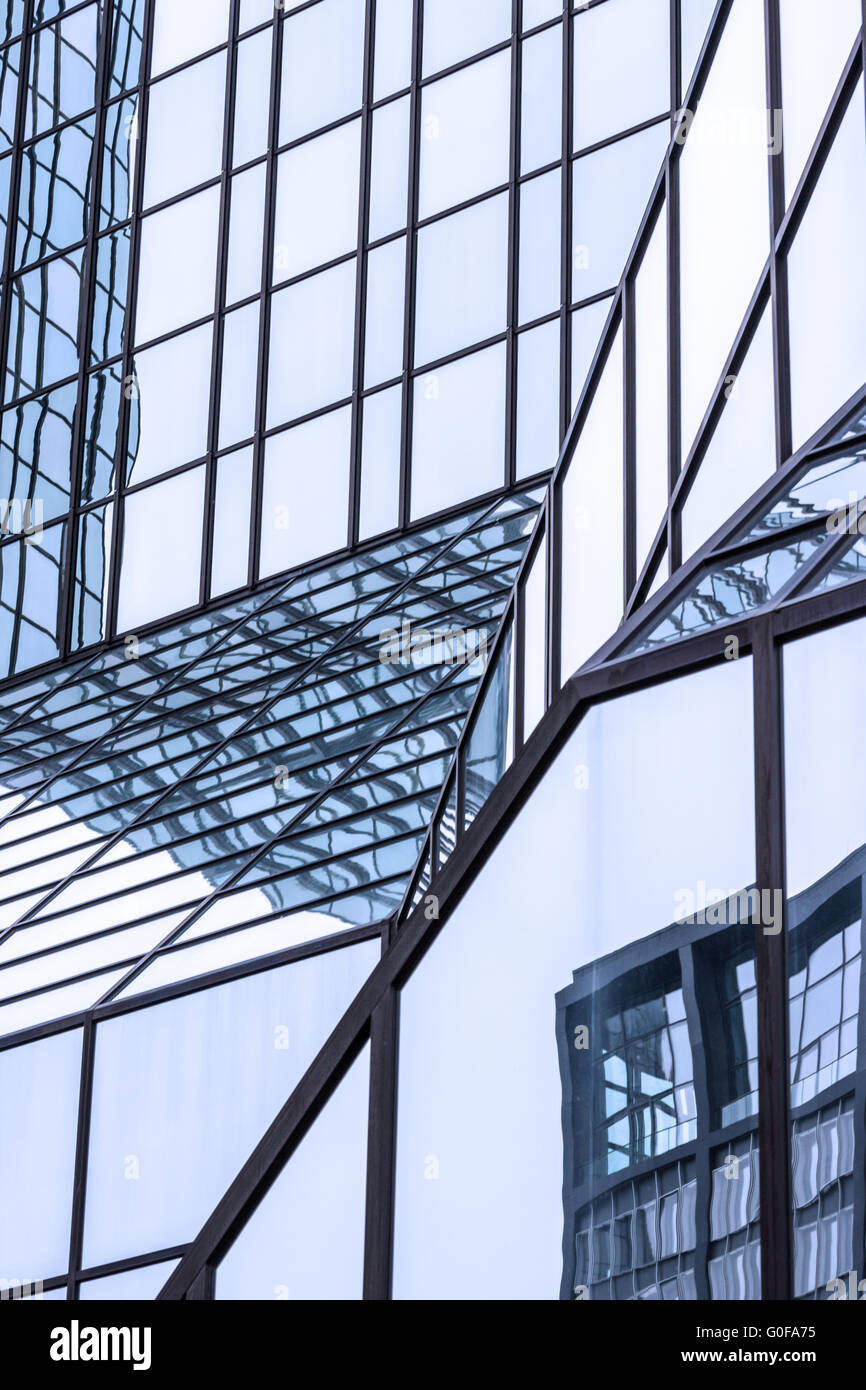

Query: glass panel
[[143, 53, 226, 207], [15, 117, 94, 269], [240, 0, 273, 32], [560, 325, 623, 679], [516, 319, 560, 480], [6, 252, 84, 402], [373, 0, 412, 100], [91, 228, 130, 365], [0, 1028, 82, 1282], [521, 533, 546, 739], [219, 302, 259, 449], [680, 0, 716, 95], [216, 1045, 370, 1300], [415, 194, 508, 366], [233, 28, 272, 168], [779, 0, 861, 205], [519, 169, 561, 324], [260, 407, 351, 576], [359, 384, 401, 540], [109, 0, 145, 96], [279, 0, 365, 144], [422, 0, 511, 77], [411, 342, 506, 520], [634, 210, 668, 573], [394, 659, 755, 1297], [787, 79, 866, 452], [27, 8, 99, 139], [570, 296, 613, 410], [150, 0, 230, 76], [135, 187, 220, 343], [71, 503, 113, 649], [127, 322, 213, 482], [679, 0, 769, 461], [226, 163, 265, 305], [99, 96, 137, 229], [463, 621, 514, 827], [680, 305, 775, 560], [117, 466, 205, 630], [369, 95, 410, 241], [83, 942, 378, 1266], [572, 121, 669, 302], [365, 236, 406, 387], [273, 120, 361, 282], [521, 22, 561, 175], [418, 51, 511, 219], [212, 446, 253, 596], [0, 383, 76, 527], [266, 261, 356, 428], [572, 0, 669, 150]]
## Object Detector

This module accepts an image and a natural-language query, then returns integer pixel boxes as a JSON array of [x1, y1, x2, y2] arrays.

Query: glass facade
[[0, 0, 864, 1310]]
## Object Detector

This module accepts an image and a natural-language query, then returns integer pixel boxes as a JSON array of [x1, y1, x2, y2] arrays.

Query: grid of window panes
[[0, 0, 690, 684]]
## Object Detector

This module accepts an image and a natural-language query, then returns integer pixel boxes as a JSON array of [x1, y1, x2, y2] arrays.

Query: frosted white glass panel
[[279, 0, 365, 143], [369, 95, 410, 240], [260, 407, 351, 575], [634, 209, 668, 571], [135, 186, 220, 344], [419, 51, 511, 218], [127, 323, 213, 483], [516, 319, 560, 480], [211, 446, 253, 596], [519, 169, 561, 324], [784, 616, 866, 897], [394, 659, 755, 1297], [0, 1028, 82, 1281], [680, 305, 775, 560], [143, 53, 226, 206], [680, 0, 717, 95], [521, 534, 547, 739], [233, 28, 271, 168], [226, 163, 265, 305], [359, 385, 401, 540], [679, 0, 769, 462], [266, 261, 356, 428], [411, 342, 506, 519], [521, 22, 561, 175], [117, 466, 205, 630], [787, 80, 866, 452], [572, 120, 669, 301], [83, 941, 379, 1267], [779, 0, 861, 205], [373, 0, 412, 100], [273, 120, 361, 282], [415, 194, 507, 366], [560, 326, 623, 679], [151, 0, 229, 76], [216, 1046, 370, 1300], [572, 0, 669, 150], [422, 0, 511, 77], [365, 236, 406, 388], [219, 303, 259, 449], [570, 296, 613, 410]]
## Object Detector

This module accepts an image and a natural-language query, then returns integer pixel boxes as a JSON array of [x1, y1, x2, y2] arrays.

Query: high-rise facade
[[0, 0, 864, 1303]]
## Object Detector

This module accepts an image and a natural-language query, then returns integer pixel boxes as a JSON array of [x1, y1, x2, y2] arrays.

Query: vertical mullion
[[246, 7, 281, 588], [362, 988, 399, 1299], [347, 0, 376, 549], [200, 0, 240, 605], [665, 146, 681, 573], [752, 618, 792, 1301], [0, 1, 34, 416], [62, 0, 118, 658], [622, 274, 636, 602], [66, 1015, 96, 1299], [764, 0, 792, 470], [104, 0, 154, 639], [398, 0, 422, 530], [504, 0, 521, 491], [559, 2, 571, 442]]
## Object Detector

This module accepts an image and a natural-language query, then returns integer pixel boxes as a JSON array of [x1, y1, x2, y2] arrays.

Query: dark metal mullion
[[65, 1013, 95, 1298], [347, 0, 376, 549], [504, 0, 521, 491], [246, 10, 280, 587], [752, 618, 792, 1300], [763, 0, 792, 470], [362, 987, 399, 1299], [559, 4, 571, 441], [200, 0, 241, 605], [397, 0, 422, 530], [622, 272, 636, 602], [104, 0, 154, 640]]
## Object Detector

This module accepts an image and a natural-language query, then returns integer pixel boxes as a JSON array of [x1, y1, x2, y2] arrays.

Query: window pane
[[572, 120, 669, 302], [143, 53, 226, 207], [267, 260, 356, 427], [373, 0, 412, 101], [570, 295, 613, 410], [6, 251, 84, 401], [273, 120, 361, 282], [83, 943, 378, 1266], [573, 0, 669, 150], [109, 0, 145, 96], [1, 383, 76, 527], [0, 1028, 82, 1282], [16, 117, 94, 268], [519, 169, 561, 323], [780, 0, 861, 205], [128, 322, 213, 483], [365, 236, 406, 388], [91, 228, 130, 365], [71, 502, 113, 649], [150, 0, 230, 77], [521, 533, 547, 738], [681, 0, 716, 95], [369, 95, 410, 241], [521, 22, 562, 175], [517, 319, 560, 480], [240, 0, 273, 32], [359, 385, 401, 540], [233, 28, 272, 169], [117, 466, 205, 630], [415, 194, 507, 366], [260, 407, 351, 575], [212, 446, 253, 596], [219, 302, 259, 449], [226, 163, 265, 305], [411, 342, 506, 519], [419, 51, 511, 219], [422, 0, 511, 77], [27, 8, 98, 139], [279, 0, 365, 144], [216, 1045, 370, 1300], [634, 209, 668, 572], [135, 186, 220, 343], [787, 80, 866, 452]]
